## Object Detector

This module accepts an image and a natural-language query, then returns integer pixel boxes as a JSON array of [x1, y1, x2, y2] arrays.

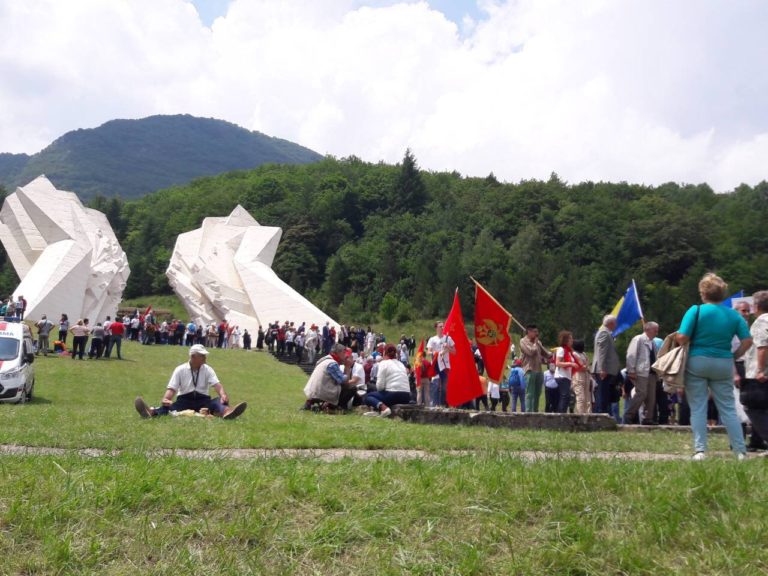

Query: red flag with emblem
[[473, 280, 512, 383], [444, 291, 483, 407]]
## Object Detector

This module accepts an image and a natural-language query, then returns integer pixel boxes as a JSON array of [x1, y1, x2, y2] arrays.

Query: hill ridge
[[0, 114, 323, 200]]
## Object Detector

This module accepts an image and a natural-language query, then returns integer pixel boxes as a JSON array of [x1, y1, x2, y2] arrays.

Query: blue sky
[[3, 0, 768, 191], [190, 0, 484, 28]]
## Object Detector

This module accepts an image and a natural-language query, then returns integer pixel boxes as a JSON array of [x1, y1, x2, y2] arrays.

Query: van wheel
[[25, 382, 33, 402]]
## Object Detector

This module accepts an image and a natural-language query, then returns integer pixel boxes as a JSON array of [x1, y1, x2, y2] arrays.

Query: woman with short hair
[[676, 273, 752, 460], [363, 344, 411, 417]]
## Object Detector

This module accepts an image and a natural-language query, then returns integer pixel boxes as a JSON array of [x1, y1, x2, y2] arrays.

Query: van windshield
[[0, 337, 20, 361]]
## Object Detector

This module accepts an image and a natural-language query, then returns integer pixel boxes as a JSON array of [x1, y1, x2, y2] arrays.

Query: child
[[488, 379, 501, 411]]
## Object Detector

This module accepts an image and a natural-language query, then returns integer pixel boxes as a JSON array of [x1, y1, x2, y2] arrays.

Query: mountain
[[0, 153, 29, 186], [0, 115, 323, 200]]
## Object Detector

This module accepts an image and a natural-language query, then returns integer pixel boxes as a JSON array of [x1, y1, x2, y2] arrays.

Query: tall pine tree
[[391, 149, 427, 214]]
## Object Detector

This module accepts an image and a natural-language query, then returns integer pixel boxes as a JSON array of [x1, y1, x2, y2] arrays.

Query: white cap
[[189, 344, 209, 356]]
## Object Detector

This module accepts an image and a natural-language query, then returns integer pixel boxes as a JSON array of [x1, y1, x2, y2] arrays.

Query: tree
[[391, 149, 427, 214], [379, 292, 399, 323]]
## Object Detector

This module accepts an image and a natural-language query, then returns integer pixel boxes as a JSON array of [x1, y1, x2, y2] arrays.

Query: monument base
[[392, 405, 618, 432]]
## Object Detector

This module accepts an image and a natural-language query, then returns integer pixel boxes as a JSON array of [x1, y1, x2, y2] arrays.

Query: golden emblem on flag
[[475, 318, 506, 346]]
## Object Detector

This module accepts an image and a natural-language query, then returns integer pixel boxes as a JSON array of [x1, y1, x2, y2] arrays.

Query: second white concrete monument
[[166, 205, 335, 332]]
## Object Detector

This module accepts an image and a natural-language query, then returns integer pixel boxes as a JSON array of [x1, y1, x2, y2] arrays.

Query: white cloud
[[0, 0, 767, 191]]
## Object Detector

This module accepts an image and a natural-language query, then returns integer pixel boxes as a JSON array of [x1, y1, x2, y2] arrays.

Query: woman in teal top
[[676, 273, 752, 460]]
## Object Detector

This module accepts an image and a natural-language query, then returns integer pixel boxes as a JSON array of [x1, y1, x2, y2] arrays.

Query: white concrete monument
[[0, 175, 130, 324], [166, 205, 335, 332]]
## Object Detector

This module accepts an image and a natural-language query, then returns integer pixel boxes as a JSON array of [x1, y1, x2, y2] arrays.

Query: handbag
[[652, 306, 699, 393]]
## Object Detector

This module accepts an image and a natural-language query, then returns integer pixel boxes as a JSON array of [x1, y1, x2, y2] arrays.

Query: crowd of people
[[0, 295, 27, 320], [20, 271, 768, 459], [298, 273, 768, 459]]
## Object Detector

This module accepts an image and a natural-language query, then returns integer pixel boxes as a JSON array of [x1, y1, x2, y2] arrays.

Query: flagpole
[[632, 278, 644, 323], [470, 276, 525, 332]]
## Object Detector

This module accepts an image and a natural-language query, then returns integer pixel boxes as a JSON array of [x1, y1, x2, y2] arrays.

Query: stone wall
[[392, 405, 618, 432]]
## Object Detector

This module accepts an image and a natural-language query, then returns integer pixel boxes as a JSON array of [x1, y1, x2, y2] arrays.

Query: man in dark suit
[[592, 315, 620, 415]]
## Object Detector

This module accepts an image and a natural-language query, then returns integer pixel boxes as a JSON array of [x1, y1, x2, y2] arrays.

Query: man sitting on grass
[[134, 344, 247, 419], [302, 343, 356, 412]]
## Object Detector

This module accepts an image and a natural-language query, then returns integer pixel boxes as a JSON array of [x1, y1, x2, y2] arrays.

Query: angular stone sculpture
[[0, 175, 130, 324], [166, 205, 335, 332]]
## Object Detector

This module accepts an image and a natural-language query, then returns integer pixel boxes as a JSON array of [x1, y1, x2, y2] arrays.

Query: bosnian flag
[[610, 279, 643, 337]]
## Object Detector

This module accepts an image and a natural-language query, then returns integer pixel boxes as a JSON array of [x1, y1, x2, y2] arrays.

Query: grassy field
[[0, 340, 765, 574], [119, 295, 189, 322]]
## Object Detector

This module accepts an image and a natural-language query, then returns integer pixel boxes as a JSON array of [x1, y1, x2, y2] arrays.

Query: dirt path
[[0, 444, 756, 461]]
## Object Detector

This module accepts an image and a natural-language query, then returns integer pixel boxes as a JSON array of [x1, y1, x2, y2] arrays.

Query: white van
[[0, 321, 35, 403]]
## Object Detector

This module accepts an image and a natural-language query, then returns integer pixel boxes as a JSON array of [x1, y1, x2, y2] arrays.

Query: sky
[[1, 0, 767, 192]]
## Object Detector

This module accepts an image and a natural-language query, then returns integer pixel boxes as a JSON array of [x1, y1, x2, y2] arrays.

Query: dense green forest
[[1, 152, 767, 345], [0, 115, 322, 200]]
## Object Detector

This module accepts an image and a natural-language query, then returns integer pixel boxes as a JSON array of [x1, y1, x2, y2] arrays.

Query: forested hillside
[[0, 115, 323, 200], [1, 152, 765, 343], [63, 152, 768, 344]]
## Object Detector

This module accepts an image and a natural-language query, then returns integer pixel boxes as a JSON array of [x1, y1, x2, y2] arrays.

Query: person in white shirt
[[134, 344, 246, 419], [742, 291, 768, 450], [554, 330, 583, 413], [426, 321, 456, 407], [305, 327, 319, 365], [543, 364, 558, 413], [363, 345, 411, 417], [623, 322, 660, 424], [349, 354, 367, 403]]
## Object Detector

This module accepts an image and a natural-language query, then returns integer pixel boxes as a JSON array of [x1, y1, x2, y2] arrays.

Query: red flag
[[413, 339, 425, 387], [444, 291, 483, 407], [473, 281, 512, 382]]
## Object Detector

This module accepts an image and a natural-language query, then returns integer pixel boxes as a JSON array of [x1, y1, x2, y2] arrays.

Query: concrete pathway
[[0, 444, 759, 461]]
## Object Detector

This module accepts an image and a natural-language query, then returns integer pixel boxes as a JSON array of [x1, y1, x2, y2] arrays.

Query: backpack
[[507, 368, 523, 389]]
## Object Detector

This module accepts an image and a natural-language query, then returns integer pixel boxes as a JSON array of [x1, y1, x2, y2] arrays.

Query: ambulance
[[0, 320, 36, 403]]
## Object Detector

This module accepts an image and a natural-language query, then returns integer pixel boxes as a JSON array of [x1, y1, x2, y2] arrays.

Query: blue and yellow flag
[[610, 279, 643, 337]]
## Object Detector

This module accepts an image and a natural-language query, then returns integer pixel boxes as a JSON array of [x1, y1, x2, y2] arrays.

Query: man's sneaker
[[737, 452, 747, 461], [223, 402, 247, 420], [363, 411, 380, 417], [379, 404, 392, 418], [692, 452, 706, 461], [134, 396, 153, 418]]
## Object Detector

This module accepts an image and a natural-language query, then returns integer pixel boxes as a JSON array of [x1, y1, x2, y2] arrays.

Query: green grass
[[1, 455, 766, 575], [119, 294, 188, 321], [0, 342, 765, 574], [0, 341, 716, 453]]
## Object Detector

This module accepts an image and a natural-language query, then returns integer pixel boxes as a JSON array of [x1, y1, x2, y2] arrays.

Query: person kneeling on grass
[[302, 343, 356, 412], [134, 344, 247, 420], [363, 344, 412, 417]]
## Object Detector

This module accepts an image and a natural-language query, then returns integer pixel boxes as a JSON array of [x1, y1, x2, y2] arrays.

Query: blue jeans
[[154, 393, 225, 416], [510, 386, 526, 412], [106, 335, 122, 359], [365, 391, 412, 410], [429, 371, 448, 406], [524, 371, 544, 412], [685, 355, 746, 454], [555, 377, 571, 413]]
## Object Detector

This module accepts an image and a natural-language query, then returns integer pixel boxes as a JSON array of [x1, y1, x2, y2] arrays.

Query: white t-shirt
[[167, 362, 220, 396], [745, 313, 768, 378], [352, 362, 366, 391], [427, 334, 454, 371], [554, 347, 572, 380], [375, 359, 410, 392]]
